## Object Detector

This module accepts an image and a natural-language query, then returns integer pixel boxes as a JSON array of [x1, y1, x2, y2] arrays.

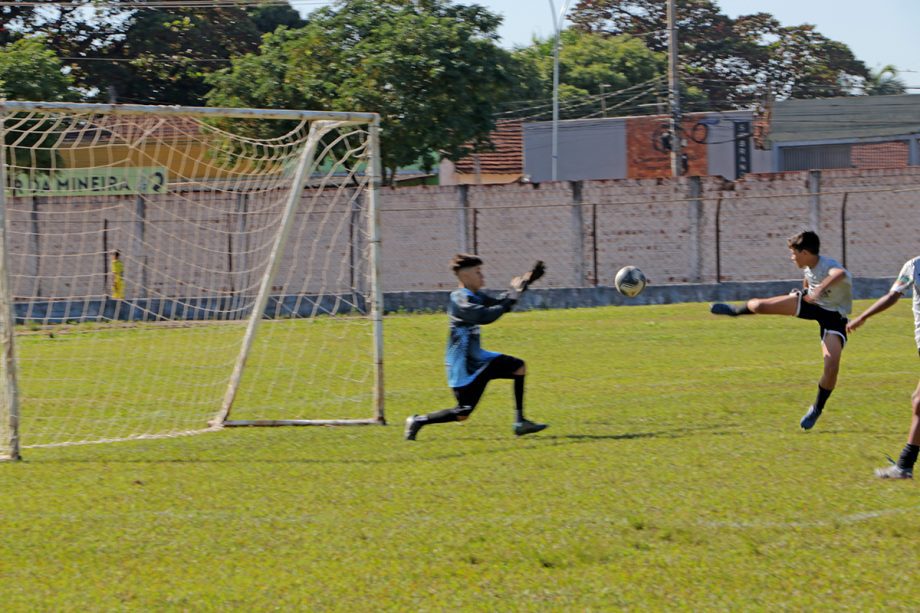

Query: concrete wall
[[7, 167, 920, 313]]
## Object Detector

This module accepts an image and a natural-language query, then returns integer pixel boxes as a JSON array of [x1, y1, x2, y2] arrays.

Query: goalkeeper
[[404, 254, 548, 441]]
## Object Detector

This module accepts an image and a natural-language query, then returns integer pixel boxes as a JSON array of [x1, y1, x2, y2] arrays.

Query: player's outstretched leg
[[404, 405, 473, 441], [712, 293, 799, 317], [710, 302, 752, 316]]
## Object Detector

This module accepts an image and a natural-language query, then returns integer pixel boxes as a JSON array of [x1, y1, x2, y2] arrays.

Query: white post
[[213, 121, 340, 426], [667, 0, 683, 178], [367, 119, 386, 425], [549, 0, 571, 182], [0, 114, 21, 460]]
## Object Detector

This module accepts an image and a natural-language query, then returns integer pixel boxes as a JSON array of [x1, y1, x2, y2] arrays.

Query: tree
[[1, 2, 305, 105], [0, 37, 74, 101], [206, 0, 525, 184], [0, 37, 77, 168], [91, 7, 265, 105], [862, 64, 907, 96], [508, 29, 665, 120], [570, 0, 868, 108]]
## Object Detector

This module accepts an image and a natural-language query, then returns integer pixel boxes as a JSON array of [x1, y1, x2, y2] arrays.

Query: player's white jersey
[[804, 255, 852, 317], [890, 256, 920, 349]]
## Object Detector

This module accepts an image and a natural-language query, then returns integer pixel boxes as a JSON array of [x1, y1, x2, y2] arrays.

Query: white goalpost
[[0, 101, 385, 460]]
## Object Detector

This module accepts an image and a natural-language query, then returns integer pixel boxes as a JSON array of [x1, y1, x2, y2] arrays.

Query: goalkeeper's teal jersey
[[445, 288, 512, 388]]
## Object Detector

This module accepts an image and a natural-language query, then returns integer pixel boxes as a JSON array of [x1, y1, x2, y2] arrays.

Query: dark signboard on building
[[734, 121, 752, 179]]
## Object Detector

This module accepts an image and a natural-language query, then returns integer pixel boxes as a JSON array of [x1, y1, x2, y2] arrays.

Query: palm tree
[[863, 64, 907, 96]]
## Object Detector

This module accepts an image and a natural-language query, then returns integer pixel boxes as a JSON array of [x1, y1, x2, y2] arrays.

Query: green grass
[[1, 301, 917, 610]]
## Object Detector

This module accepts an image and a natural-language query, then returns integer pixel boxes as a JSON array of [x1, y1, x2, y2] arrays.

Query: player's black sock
[[897, 443, 919, 471], [712, 302, 753, 316], [732, 304, 753, 315], [417, 408, 460, 424], [814, 385, 833, 412], [514, 375, 525, 422]]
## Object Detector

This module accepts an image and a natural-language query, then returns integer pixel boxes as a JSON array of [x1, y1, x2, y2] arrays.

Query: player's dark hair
[[787, 230, 820, 254], [450, 253, 482, 273]]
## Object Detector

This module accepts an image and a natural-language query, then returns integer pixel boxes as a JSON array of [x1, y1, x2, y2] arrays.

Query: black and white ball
[[614, 266, 647, 297]]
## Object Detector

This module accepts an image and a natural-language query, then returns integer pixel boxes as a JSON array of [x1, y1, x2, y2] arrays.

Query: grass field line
[[698, 502, 920, 530]]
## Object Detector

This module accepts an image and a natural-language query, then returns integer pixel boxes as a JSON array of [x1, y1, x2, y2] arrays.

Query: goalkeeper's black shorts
[[452, 354, 524, 410]]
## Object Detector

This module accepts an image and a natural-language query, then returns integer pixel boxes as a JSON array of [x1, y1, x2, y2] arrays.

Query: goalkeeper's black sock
[[514, 375, 525, 422], [814, 385, 833, 412], [417, 408, 460, 425], [897, 443, 919, 471]]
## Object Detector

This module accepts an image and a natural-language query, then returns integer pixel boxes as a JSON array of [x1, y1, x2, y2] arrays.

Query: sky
[[291, 1, 919, 88], [471, 0, 920, 88]]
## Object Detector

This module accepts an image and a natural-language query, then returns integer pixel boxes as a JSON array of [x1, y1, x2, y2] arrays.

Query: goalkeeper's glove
[[512, 260, 546, 292], [507, 260, 546, 302]]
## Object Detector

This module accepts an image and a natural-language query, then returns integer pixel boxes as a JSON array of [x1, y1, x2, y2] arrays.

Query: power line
[[62, 56, 234, 63]]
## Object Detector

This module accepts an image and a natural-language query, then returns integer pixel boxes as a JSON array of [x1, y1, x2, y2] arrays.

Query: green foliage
[[570, 0, 869, 108], [863, 65, 907, 96], [509, 30, 665, 119], [206, 0, 526, 183], [0, 301, 916, 608], [90, 7, 265, 105], [247, 4, 307, 33], [3, 2, 304, 106], [0, 37, 74, 101], [0, 37, 75, 168]]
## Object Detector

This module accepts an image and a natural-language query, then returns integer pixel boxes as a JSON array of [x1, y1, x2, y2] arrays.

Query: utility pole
[[600, 83, 608, 117], [666, 0, 683, 177]]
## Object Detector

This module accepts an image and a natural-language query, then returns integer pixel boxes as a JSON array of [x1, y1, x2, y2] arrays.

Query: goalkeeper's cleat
[[514, 419, 548, 436], [404, 415, 422, 441], [799, 405, 822, 430], [710, 302, 743, 316], [875, 457, 913, 479]]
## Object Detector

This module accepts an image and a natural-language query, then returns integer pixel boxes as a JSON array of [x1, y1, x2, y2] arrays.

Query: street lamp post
[[548, 0, 571, 182]]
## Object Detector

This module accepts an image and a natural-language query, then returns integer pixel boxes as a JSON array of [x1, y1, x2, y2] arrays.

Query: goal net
[[0, 101, 384, 460]]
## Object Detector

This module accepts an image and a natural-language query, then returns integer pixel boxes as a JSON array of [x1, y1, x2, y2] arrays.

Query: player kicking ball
[[710, 231, 852, 430], [404, 254, 548, 441], [846, 255, 920, 479]]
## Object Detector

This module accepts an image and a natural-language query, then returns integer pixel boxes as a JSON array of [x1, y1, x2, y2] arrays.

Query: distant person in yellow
[[110, 250, 124, 300]]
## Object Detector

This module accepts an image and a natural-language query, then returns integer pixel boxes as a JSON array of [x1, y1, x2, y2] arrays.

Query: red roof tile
[[453, 120, 523, 175]]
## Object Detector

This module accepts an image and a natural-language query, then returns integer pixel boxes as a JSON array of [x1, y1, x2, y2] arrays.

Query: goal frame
[[0, 101, 386, 460]]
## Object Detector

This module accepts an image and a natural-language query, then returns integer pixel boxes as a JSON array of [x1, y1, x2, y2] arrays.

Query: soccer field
[[0, 301, 916, 610]]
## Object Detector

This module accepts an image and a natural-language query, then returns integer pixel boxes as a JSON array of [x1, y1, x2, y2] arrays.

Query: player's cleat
[[404, 415, 422, 441], [514, 419, 548, 436], [710, 302, 741, 316], [875, 458, 913, 479], [799, 405, 822, 430]]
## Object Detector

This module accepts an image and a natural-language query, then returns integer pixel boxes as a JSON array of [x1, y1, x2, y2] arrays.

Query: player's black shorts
[[796, 293, 848, 345], [452, 354, 524, 410]]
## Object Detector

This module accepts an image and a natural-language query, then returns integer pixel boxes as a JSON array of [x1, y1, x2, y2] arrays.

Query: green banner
[[7, 167, 168, 196]]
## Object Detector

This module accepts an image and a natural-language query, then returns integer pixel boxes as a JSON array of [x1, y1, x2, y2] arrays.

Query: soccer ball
[[614, 266, 647, 297]]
